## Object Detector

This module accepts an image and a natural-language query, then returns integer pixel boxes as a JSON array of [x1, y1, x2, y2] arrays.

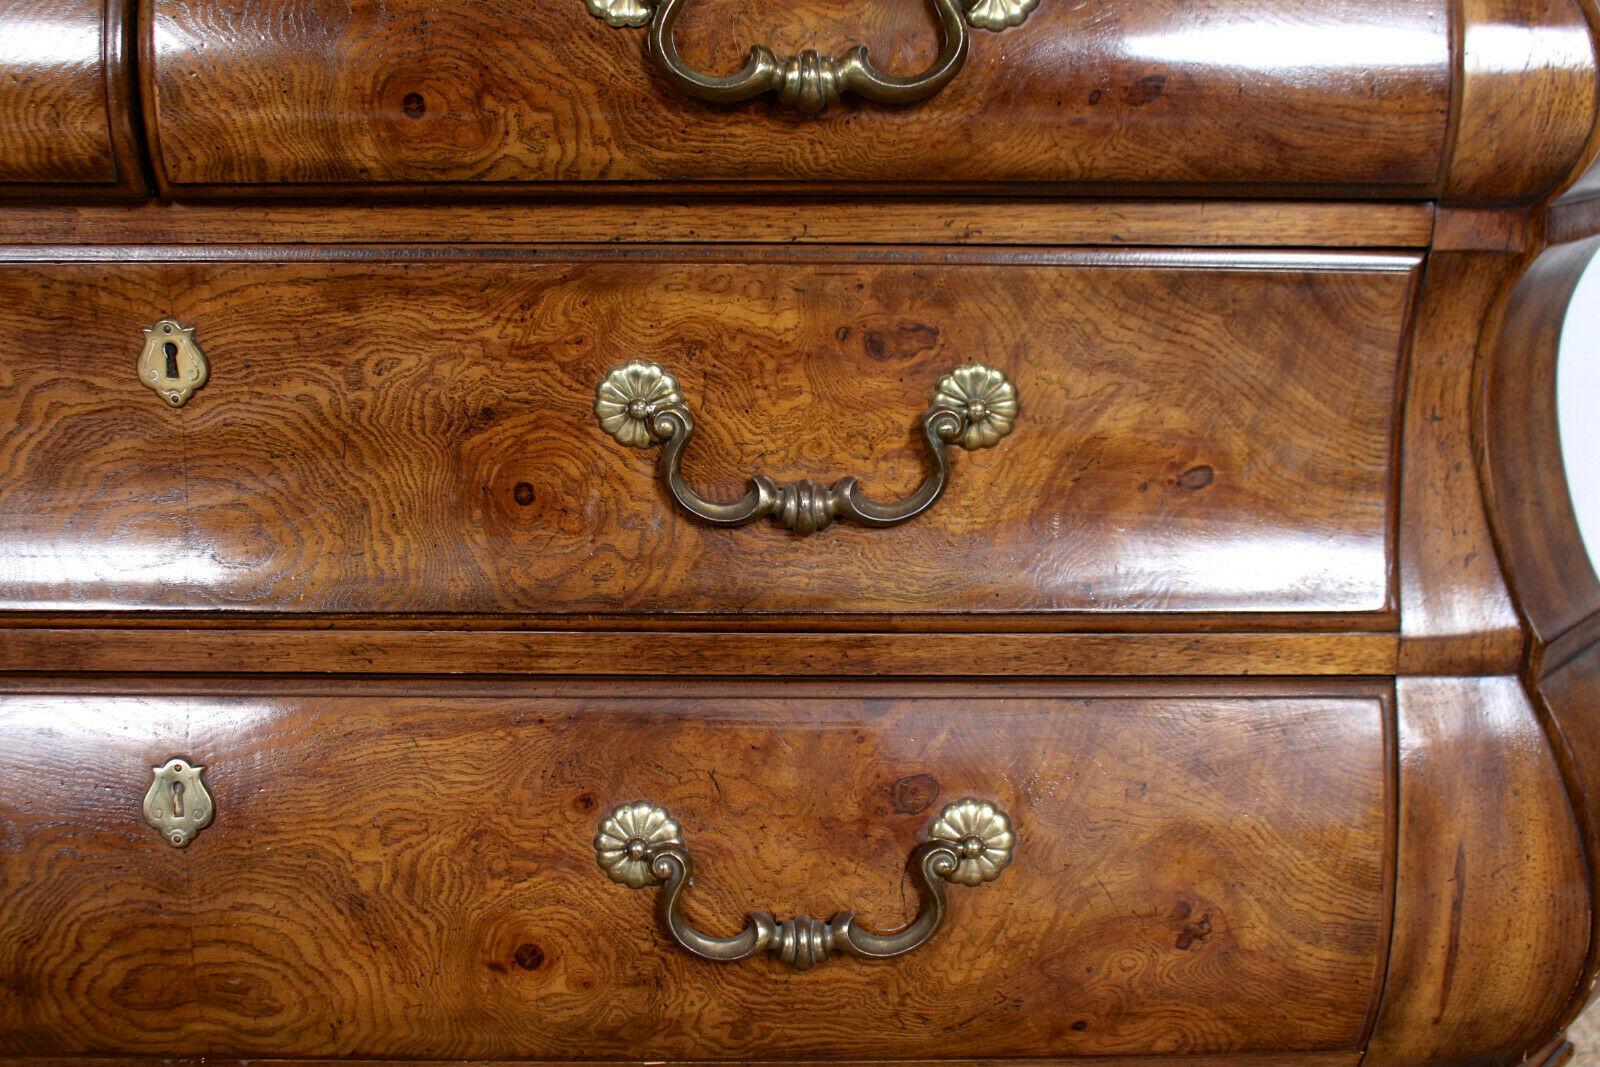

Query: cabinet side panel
[[1366, 676, 1589, 1064]]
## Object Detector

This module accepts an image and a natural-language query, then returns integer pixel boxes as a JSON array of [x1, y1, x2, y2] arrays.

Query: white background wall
[[1564, 255, 1600, 568]]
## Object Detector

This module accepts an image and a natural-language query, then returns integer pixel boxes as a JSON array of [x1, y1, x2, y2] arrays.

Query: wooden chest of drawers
[[3, 2, 1600, 1065]]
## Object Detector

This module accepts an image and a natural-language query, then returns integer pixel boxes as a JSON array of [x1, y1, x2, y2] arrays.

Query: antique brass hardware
[[594, 797, 1014, 970], [583, 0, 1040, 113], [594, 361, 1018, 535], [138, 320, 208, 407], [142, 758, 214, 848]]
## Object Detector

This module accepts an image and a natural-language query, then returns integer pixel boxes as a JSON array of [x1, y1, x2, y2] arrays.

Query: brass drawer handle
[[595, 798, 1014, 970], [594, 362, 1018, 535], [584, 0, 1039, 113]]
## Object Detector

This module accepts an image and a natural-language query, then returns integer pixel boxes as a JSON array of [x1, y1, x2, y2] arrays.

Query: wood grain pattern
[[0, 201, 1438, 249], [1535, 643, 1600, 1028], [1445, 0, 1599, 203], [0, 251, 1416, 620], [143, 0, 1452, 196], [0, 691, 192, 1047], [1553, 0, 1600, 202], [1396, 252, 1525, 675], [3, 3, 1599, 1061], [0, 628, 1400, 677], [1473, 174, 1600, 1037], [1431, 208, 1531, 252], [1551, 194, 1600, 242], [0, 0, 116, 183], [0, 0, 145, 198], [0, 680, 1391, 1060], [1480, 237, 1600, 659], [10, 1057, 1366, 1067], [1364, 677, 1589, 1065]]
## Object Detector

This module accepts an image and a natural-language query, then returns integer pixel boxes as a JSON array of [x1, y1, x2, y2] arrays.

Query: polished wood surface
[[0, 0, 144, 197], [0, 200, 1438, 249], [1551, 194, 1600, 243], [143, 0, 1453, 196], [0, 0, 116, 183], [1556, 0, 1600, 207], [0, 628, 1400, 677], [0, 679, 1391, 1060], [3, 0, 1597, 204], [1444, 0, 1599, 204], [0, 251, 1415, 620], [1396, 252, 1526, 675], [1482, 237, 1600, 658], [1537, 643, 1600, 1025], [3, 0, 1600, 1061], [1365, 677, 1588, 1064], [13, 1057, 1365, 1067], [1486, 230, 1600, 1023]]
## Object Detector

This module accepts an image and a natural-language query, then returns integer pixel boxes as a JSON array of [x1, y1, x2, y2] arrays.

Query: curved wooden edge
[[1534, 1036, 1579, 1067], [101, 0, 151, 198], [1446, 0, 1600, 205], [1480, 236, 1600, 660], [1398, 251, 1528, 675], [1364, 678, 1589, 1065], [1556, 0, 1600, 204], [0, 0, 149, 201], [1478, 228, 1600, 1032], [135, 0, 174, 202], [1531, 645, 1600, 1032]]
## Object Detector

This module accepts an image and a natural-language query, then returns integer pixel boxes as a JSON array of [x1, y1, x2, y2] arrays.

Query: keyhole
[[170, 779, 185, 817], [163, 342, 179, 379]]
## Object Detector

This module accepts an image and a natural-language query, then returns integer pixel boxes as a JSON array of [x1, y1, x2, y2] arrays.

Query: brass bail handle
[[594, 362, 1019, 536], [583, 0, 1041, 113], [595, 798, 1015, 970]]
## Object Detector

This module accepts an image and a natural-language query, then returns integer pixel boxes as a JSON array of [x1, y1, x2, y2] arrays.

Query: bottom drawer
[[0, 680, 1390, 1060]]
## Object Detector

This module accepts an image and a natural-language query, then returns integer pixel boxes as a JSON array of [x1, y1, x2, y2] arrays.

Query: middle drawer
[[0, 248, 1417, 622]]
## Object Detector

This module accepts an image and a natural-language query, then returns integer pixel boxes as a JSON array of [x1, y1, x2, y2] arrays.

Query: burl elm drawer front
[[0, 680, 1389, 1060], [0, 0, 143, 196], [142, 0, 1453, 196], [0, 249, 1414, 622]]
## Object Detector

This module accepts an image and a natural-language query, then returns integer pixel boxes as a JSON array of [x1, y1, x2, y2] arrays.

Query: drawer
[[0, 0, 144, 197], [144, 0, 1451, 196], [0, 679, 1391, 1060], [0, 248, 1416, 623]]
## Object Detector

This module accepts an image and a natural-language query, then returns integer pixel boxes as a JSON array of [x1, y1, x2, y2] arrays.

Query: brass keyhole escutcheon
[[142, 758, 214, 848], [138, 320, 209, 407]]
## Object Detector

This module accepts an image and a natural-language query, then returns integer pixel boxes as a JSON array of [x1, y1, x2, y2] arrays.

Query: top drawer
[[0, 0, 143, 197], [144, 0, 1460, 196]]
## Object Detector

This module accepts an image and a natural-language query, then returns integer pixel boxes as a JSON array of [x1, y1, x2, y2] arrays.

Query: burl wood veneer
[[0, 0, 143, 197], [143, 0, 1454, 195], [0, 680, 1391, 1060], [1, 0, 1600, 1065], [0, 251, 1416, 619]]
